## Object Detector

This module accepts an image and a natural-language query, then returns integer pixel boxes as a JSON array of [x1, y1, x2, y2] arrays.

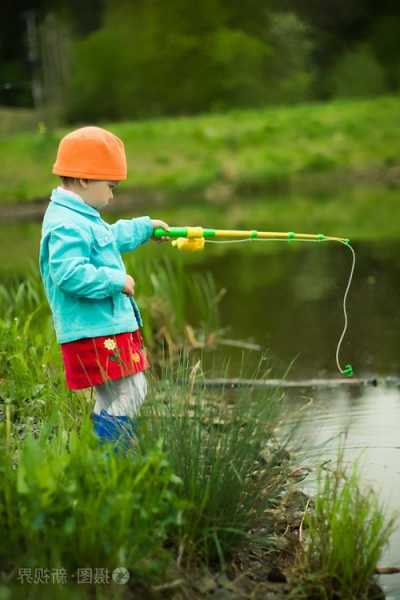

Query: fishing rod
[[154, 226, 355, 378]]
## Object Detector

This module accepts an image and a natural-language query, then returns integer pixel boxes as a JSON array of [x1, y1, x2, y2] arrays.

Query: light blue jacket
[[39, 186, 154, 343]]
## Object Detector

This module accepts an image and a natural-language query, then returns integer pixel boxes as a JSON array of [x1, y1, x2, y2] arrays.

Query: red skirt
[[60, 329, 150, 390]]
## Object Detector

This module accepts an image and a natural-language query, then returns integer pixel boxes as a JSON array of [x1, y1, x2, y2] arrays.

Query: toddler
[[39, 126, 168, 451]]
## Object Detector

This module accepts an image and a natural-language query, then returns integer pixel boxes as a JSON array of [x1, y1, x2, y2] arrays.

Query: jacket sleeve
[[110, 216, 154, 253], [48, 225, 126, 299]]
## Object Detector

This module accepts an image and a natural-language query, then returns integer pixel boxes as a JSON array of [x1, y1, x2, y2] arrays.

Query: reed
[[137, 354, 297, 568], [291, 448, 397, 600]]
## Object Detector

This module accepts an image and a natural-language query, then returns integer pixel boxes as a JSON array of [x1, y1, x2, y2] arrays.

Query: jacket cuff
[[109, 269, 126, 294], [139, 216, 154, 241]]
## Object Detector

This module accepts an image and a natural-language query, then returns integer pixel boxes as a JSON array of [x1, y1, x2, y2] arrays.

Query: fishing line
[[205, 237, 356, 376]]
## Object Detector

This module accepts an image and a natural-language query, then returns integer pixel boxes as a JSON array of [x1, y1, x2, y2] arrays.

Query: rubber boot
[[91, 409, 137, 456]]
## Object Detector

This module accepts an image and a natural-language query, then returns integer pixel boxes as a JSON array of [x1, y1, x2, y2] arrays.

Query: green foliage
[[5, 0, 400, 117], [0, 108, 38, 135], [0, 266, 75, 428], [0, 417, 184, 583], [138, 358, 294, 566], [293, 448, 397, 600], [265, 12, 315, 104], [328, 44, 388, 99], [0, 262, 299, 581], [0, 246, 395, 594], [65, 28, 123, 122], [64, 2, 313, 121], [0, 306, 66, 426], [370, 15, 400, 90], [204, 28, 271, 111]]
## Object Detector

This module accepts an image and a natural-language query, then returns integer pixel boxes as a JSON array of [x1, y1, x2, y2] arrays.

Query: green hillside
[[1, 95, 399, 205]]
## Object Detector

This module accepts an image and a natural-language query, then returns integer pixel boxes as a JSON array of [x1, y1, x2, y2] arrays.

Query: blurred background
[[2, 0, 400, 122]]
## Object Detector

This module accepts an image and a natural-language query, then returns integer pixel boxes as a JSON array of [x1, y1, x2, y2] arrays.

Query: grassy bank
[[1, 95, 400, 204]]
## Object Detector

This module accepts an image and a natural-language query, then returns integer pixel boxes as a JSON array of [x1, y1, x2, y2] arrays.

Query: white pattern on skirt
[[93, 371, 148, 419]]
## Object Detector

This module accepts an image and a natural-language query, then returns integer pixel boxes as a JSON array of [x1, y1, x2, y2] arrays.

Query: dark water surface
[[191, 240, 399, 378], [1, 222, 399, 596]]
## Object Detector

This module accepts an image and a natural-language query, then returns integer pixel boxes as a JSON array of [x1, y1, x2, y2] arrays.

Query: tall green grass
[[129, 254, 225, 355], [0, 261, 298, 576], [0, 254, 223, 359], [291, 448, 397, 600], [137, 355, 296, 568]]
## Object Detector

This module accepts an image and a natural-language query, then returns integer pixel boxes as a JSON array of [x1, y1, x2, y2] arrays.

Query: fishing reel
[[171, 237, 205, 252]]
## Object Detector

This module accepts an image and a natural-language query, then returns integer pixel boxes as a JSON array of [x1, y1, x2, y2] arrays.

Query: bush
[[64, 4, 316, 121], [328, 44, 388, 99], [265, 12, 315, 104]]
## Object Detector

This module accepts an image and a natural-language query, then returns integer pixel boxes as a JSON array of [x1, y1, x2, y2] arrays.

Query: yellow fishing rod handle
[[214, 230, 350, 243], [213, 230, 326, 241], [210, 229, 298, 239]]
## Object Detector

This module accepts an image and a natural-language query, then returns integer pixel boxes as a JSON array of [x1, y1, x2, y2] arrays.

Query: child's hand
[[150, 219, 170, 242], [122, 274, 135, 296]]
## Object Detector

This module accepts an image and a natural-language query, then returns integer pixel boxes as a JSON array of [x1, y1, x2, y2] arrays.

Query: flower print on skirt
[[60, 329, 150, 390]]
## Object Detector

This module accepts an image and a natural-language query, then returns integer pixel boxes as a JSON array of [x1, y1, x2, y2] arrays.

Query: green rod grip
[[153, 227, 188, 239], [153, 227, 217, 239]]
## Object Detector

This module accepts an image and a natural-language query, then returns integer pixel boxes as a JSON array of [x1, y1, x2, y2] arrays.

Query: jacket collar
[[50, 186, 101, 219]]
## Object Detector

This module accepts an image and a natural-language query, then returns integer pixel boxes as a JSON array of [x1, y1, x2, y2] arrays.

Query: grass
[[290, 448, 397, 600], [0, 107, 37, 136], [0, 353, 299, 597], [1, 95, 400, 204], [137, 356, 295, 568]]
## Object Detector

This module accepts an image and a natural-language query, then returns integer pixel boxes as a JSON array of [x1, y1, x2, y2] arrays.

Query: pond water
[[1, 219, 399, 597]]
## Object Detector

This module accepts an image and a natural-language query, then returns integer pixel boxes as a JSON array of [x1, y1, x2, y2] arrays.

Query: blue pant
[[90, 372, 147, 453], [91, 409, 137, 453]]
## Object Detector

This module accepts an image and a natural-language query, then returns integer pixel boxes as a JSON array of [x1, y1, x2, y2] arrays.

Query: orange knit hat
[[52, 126, 127, 180]]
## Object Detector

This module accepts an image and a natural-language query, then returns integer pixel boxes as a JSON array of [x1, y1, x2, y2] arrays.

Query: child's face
[[76, 180, 119, 210]]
